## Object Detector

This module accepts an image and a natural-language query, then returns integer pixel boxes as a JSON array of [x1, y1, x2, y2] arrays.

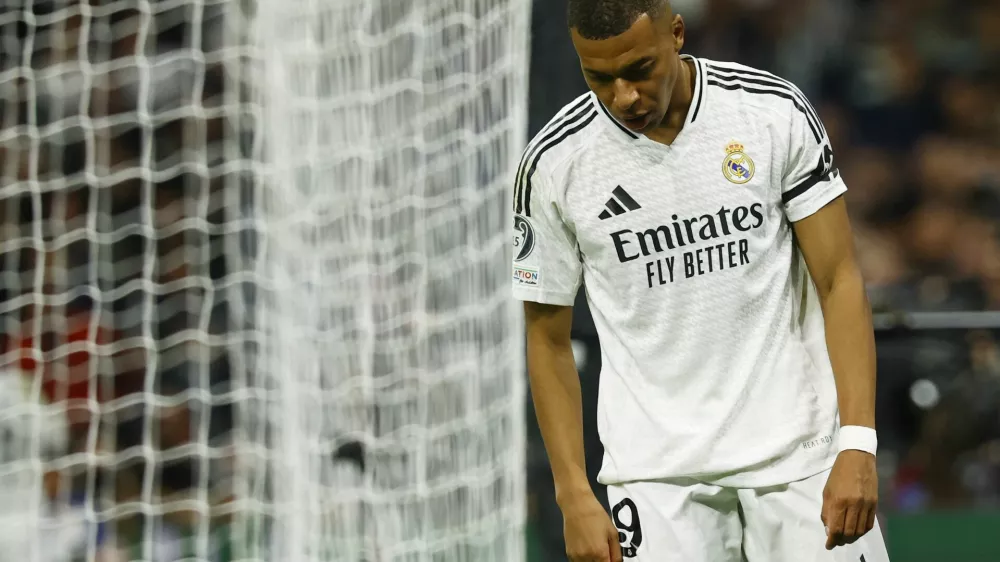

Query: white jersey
[[512, 56, 846, 488]]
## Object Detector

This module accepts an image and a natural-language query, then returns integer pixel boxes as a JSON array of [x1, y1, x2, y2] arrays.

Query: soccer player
[[511, 1, 891, 561]]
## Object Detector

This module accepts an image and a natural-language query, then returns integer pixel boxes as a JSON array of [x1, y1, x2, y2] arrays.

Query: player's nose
[[611, 79, 639, 112]]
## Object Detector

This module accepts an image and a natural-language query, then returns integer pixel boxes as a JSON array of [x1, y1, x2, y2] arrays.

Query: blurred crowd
[[527, 0, 1000, 557]]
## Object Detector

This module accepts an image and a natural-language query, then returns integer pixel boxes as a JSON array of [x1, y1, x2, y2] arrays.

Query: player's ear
[[671, 14, 685, 51]]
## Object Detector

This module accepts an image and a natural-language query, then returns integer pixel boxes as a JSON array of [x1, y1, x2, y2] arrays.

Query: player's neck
[[646, 58, 695, 146]]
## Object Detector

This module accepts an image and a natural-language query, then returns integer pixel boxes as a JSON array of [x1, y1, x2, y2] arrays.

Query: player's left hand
[[820, 449, 878, 550]]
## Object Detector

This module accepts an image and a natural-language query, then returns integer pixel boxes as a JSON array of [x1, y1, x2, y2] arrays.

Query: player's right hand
[[561, 493, 624, 562]]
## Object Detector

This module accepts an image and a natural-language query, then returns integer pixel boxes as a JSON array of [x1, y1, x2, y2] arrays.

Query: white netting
[[0, 0, 529, 560]]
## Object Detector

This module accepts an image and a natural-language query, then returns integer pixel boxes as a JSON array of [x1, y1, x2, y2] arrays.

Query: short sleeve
[[511, 169, 583, 306], [780, 97, 847, 222]]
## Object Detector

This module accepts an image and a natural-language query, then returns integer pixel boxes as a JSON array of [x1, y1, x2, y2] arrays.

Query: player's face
[[572, 13, 685, 133]]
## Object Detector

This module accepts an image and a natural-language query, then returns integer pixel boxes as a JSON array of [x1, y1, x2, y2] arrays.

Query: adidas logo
[[599, 186, 642, 220]]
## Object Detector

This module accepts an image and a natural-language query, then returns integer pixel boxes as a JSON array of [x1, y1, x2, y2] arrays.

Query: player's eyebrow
[[620, 56, 656, 74], [584, 56, 656, 80]]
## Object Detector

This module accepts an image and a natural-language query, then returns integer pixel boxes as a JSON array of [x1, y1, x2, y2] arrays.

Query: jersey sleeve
[[511, 168, 583, 306], [780, 97, 847, 222]]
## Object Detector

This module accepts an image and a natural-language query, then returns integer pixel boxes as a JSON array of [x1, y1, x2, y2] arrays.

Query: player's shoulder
[[698, 57, 815, 124], [514, 92, 617, 217], [516, 92, 608, 183]]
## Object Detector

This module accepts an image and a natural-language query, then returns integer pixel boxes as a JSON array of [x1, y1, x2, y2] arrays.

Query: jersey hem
[[597, 455, 838, 490], [705, 455, 838, 488]]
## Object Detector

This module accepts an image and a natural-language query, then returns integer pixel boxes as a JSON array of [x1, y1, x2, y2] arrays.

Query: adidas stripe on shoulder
[[514, 96, 597, 217], [704, 63, 825, 144]]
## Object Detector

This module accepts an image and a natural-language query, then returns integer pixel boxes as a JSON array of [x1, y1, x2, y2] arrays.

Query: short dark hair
[[567, 0, 670, 40]]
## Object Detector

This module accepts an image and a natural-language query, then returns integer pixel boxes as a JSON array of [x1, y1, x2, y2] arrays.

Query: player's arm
[[794, 196, 879, 551], [781, 95, 878, 551], [793, 198, 876, 432], [525, 303, 620, 562], [524, 302, 589, 503], [512, 168, 621, 562]]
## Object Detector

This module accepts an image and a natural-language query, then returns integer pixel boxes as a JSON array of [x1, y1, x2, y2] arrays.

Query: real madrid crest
[[722, 141, 755, 184]]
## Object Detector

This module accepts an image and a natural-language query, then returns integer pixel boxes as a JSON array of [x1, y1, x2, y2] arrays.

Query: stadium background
[[0, 0, 997, 560], [525, 0, 1000, 560]]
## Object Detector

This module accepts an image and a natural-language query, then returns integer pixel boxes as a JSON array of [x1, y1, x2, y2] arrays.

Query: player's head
[[568, 0, 685, 133]]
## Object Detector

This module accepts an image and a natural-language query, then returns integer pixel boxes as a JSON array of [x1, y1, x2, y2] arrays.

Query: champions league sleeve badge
[[513, 215, 535, 262], [722, 141, 755, 184]]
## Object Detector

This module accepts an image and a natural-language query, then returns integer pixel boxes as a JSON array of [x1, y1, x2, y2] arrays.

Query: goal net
[[0, 0, 529, 561]]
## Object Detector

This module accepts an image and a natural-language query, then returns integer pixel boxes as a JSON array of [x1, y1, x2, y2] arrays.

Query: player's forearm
[[818, 265, 877, 429], [526, 337, 591, 507]]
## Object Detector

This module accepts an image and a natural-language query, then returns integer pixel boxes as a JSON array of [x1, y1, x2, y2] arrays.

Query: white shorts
[[606, 469, 890, 562]]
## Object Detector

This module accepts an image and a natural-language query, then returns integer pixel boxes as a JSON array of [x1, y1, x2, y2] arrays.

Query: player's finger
[[819, 494, 831, 526], [824, 503, 846, 550], [865, 505, 877, 534], [608, 525, 623, 562], [853, 505, 869, 539], [842, 504, 861, 544]]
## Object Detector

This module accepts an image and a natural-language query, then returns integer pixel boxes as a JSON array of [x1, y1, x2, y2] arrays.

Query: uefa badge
[[722, 141, 755, 184], [513, 215, 535, 262]]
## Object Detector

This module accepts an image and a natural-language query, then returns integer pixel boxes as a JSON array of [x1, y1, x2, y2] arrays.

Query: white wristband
[[837, 425, 877, 456]]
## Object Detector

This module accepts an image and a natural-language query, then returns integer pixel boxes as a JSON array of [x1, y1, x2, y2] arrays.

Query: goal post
[[0, 0, 530, 560]]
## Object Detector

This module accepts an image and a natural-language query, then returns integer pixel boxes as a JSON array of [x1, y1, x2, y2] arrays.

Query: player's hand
[[821, 449, 878, 550], [561, 493, 623, 562]]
